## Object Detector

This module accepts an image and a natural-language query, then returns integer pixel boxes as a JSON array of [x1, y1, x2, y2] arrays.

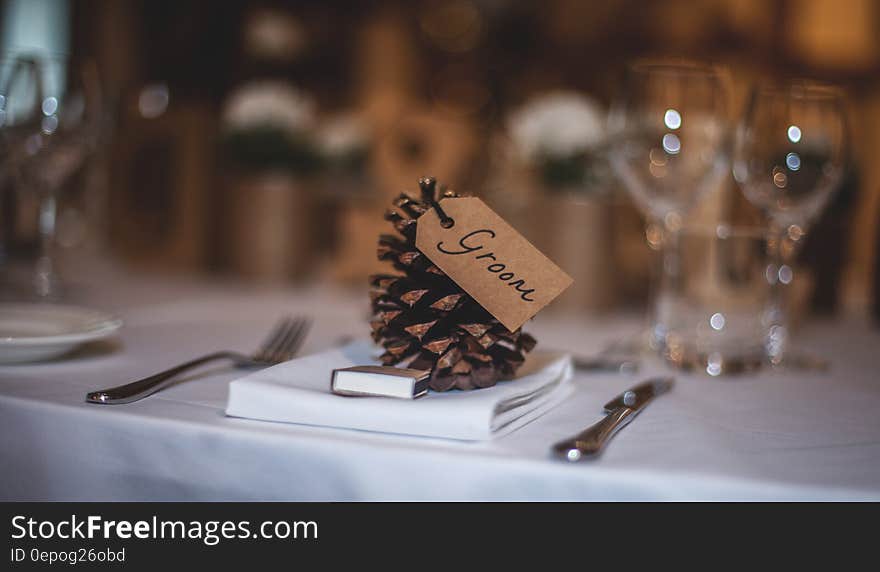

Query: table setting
[[1, 46, 879, 503], [2, 276, 878, 501]]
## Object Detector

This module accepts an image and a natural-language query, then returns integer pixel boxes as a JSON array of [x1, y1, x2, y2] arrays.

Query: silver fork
[[86, 316, 311, 405]]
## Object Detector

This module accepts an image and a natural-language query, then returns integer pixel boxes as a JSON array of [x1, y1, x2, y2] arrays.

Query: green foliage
[[221, 126, 321, 175], [538, 153, 586, 188], [322, 146, 370, 178], [537, 151, 609, 193]]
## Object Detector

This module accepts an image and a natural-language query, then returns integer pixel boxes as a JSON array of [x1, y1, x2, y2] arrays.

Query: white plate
[[0, 304, 123, 364]]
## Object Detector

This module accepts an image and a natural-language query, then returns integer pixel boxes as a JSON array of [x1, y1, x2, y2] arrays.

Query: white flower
[[507, 91, 605, 161], [222, 80, 315, 134], [317, 114, 369, 157]]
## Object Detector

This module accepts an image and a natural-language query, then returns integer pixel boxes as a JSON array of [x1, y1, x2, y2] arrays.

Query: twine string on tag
[[418, 176, 455, 228]]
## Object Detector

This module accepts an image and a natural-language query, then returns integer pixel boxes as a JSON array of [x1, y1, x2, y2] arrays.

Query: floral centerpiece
[[503, 91, 615, 311], [316, 113, 370, 179], [506, 91, 609, 193], [219, 81, 322, 281], [221, 80, 320, 175]]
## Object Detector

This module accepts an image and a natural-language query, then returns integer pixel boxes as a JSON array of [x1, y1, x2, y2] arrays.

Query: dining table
[[2, 260, 879, 501]]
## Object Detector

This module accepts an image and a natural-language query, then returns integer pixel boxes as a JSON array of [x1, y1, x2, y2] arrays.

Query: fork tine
[[265, 318, 302, 362], [256, 318, 290, 354], [255, 317, 295, 362], [276, 317, 311, 361]]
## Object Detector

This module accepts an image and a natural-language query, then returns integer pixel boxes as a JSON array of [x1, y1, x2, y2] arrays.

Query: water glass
[[659, 224, 768, 375]]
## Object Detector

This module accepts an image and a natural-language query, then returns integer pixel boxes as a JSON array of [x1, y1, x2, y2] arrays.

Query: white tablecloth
[[2, 268, 879, 501]]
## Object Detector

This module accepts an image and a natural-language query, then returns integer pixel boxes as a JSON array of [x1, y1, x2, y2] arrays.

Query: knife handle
[[552, 407, 637, 461]]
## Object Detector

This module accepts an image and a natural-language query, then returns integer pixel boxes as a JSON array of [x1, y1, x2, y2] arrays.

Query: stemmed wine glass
[[608, 59, 731, 349], [732, 80, 848, 365], [0, 55, 42, 291], [0, 52, 103, 299]]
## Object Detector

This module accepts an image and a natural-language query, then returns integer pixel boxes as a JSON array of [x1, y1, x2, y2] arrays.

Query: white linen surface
[[226, 341, 573, 440], [1, 275, 880, 501]]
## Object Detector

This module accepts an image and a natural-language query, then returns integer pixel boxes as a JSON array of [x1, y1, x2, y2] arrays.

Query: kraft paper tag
[[416, 197, 573, 332]]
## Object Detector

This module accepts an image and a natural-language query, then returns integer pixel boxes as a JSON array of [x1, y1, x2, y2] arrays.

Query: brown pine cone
[[369, 177, 536, 391]]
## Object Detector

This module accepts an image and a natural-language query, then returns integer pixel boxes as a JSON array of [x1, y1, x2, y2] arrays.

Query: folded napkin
[[225, 340, 573, 441]]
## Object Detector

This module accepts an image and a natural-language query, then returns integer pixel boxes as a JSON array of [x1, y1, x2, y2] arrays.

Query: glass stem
[[34, 185, 59, 299], [646, 218, 680, 350], [765, 222, 792, 365], [0, 182, 8, 268]]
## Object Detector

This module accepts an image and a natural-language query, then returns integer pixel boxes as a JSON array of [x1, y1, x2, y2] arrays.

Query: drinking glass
[[1, 53, 103, 299], [661, 224, 769, 375], [0, 55, 41, 294], [732, 80, 848, 365], [608, 59, 731, 348]]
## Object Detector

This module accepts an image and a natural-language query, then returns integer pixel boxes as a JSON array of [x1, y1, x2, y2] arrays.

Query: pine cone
[[369, 177, 537, 391]]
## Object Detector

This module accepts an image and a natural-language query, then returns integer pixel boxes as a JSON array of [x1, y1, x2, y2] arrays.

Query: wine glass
[[608, 59, 731, 349], [0, 55, 42, 294], [732, 80, 848, 365], [3, 53, 103, 299]]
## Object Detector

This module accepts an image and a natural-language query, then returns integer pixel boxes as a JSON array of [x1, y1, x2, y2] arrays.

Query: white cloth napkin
[[225, 340, 573, 441]]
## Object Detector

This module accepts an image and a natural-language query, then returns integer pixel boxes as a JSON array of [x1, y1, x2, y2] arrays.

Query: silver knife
[[573, 355, 640, 375], [552, 377, 674, 462]]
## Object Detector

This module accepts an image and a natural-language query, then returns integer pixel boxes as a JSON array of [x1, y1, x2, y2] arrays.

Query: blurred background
[[1, 0, 878, 321]]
